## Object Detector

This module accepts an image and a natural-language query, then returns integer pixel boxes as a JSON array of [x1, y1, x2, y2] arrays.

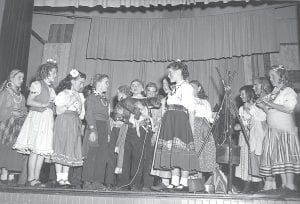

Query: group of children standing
[[0, 60, 299, 193], [235, 65, 300, 193]]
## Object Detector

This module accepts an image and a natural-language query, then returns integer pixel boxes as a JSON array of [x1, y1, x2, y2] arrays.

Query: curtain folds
[[86, 9, 278, 62], [34, 0, 252, 8]]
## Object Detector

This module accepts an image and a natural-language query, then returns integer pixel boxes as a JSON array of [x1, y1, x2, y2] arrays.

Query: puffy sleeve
[[180, 83, 195, 112], [281, 87, 297, 111], [0, 90, 13, 122], [29, 81, 41, 95], [55, 90, 69, 107]]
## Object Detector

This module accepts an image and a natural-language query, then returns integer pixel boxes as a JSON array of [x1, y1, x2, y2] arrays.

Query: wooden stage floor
[[1, 186, 300, 204]]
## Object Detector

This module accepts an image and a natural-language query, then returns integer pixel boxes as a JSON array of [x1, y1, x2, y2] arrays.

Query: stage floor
[[1, 186, 300, 204]]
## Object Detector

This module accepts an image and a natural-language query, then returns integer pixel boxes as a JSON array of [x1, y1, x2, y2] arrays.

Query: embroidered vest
[[29, 80, 51, 112]]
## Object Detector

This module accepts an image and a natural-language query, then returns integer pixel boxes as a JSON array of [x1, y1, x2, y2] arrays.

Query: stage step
[[1, 186, 300, 204]]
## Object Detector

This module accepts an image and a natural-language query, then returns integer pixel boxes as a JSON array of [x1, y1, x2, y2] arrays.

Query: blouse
[[55, 89, 84, 119], [167, 80, 195, 112], [0, 88, 26, 122], [271, 87, 297, 111], [194, 98, 213, 123]]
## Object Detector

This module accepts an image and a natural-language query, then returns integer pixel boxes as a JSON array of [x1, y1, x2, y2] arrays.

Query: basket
[[188, 177, 205, 193], [216, 144, 240, 165]]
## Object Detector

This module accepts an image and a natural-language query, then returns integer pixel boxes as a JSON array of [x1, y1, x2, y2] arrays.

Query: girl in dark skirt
[[52, 69, 86, 186], [82, 74, 115, 190], [0, 70, 27, 184], [153, 61, 200, 190], [189, 80, 216, 174]]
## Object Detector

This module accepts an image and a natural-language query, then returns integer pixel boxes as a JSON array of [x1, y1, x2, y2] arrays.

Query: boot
[[242, 181, 252, 194], [251, 181, 263, 193]]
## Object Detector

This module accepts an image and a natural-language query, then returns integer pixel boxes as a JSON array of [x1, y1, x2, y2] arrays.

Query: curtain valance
[[34, 0, 252, 8], [86, 9, 278, 62]]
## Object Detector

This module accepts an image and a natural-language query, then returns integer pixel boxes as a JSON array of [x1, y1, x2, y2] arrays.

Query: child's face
[[47, 68, 57, 83], [146, 86, 157, 98], [72, 77, 85, 92], [130, 81, 144, 95], [117, 90, 127, 101]]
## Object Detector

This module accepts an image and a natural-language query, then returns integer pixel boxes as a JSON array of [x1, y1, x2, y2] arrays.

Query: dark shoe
[[34, 180, 46, 188], [242, 181, 252, 194], [83, 181, 96, 190], [142, 187, 151, 192], [151, 183, 167, 191], [130, 185, 140, 191], [106, 184, 115, 191], [25, 179, 36, 187], [94, 182, 107, 191], [0, 179, 8, 185]]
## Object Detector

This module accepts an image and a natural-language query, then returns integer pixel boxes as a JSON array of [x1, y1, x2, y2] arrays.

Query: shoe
[[106, 184, 115, 191], [94, 182, 107, 191], [174, 184, 188, 192], [142, 187, 151, 192], [34, 180, 46, 188], [130, 185, 140, 191], [242, 181, 252, 194], [25, 179, 36, 187], [0, 179, 8, 185], [151, 183, 167, 192], [55, 180, 67, 188]]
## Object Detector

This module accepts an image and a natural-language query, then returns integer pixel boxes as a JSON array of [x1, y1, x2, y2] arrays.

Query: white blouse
[[167, 80, 195, 112], [55, 89, 85, 119], [194, 98, 213, 123], [271, 87, 297, 111]]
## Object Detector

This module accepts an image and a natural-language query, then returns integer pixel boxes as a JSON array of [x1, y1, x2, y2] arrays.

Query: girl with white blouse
[[153, 61, 200, 190], [51, 69, 86, 186], [258, 65, 300, 192], [190, 80, 216, 175]]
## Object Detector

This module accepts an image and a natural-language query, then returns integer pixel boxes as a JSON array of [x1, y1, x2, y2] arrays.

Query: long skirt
[[0, 117, 26, 171], [153, 106, 200, 172], [13, 109, 54, 156], [52, 111, 83, 166], [236, 131, 261, 182], [260, 127, 300, 176], [193, 117, 216, 172]]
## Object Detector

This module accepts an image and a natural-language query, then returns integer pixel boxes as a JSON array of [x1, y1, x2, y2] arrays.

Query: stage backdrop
[[29, 4, 298, 107]]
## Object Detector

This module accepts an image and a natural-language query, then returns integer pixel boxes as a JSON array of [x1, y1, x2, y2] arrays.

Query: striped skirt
[[260, 127, 300, 176]]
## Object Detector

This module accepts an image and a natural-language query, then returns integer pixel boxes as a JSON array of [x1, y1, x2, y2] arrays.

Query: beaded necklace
[[6, 83, 22, 104]]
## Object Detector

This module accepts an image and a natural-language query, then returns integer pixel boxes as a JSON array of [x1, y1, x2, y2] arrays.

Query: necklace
[[6, 85, 22, 104], [170, 80, 185, 96], [100, 98, 108, 107]]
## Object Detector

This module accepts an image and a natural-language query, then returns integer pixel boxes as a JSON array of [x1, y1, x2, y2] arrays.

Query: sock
[[56, 173, 63, 181], [1, 168, 8, 180], [62, 172, 68, 181], [180, 177, 188, 187], [162, 178, 170, 186], [171, 176, 180, 186], [8, 174, 14, 181]]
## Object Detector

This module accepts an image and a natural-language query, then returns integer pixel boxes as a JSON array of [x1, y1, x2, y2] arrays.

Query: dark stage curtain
[[0, 0, 34, 90]]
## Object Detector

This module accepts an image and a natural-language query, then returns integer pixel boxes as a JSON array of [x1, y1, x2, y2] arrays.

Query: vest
[[29, 80, 51, 112]]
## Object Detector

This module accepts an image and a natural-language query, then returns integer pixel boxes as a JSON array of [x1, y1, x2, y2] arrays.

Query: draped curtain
[[0, 0, 34, 89], [34, 0, 253, 8], [87, 9, 278, 62], [68, 18, 265, 106]]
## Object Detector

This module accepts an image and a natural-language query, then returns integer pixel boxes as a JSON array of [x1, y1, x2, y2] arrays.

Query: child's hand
[[234, 124, 241, 131], [89, 131, 97, 142]]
